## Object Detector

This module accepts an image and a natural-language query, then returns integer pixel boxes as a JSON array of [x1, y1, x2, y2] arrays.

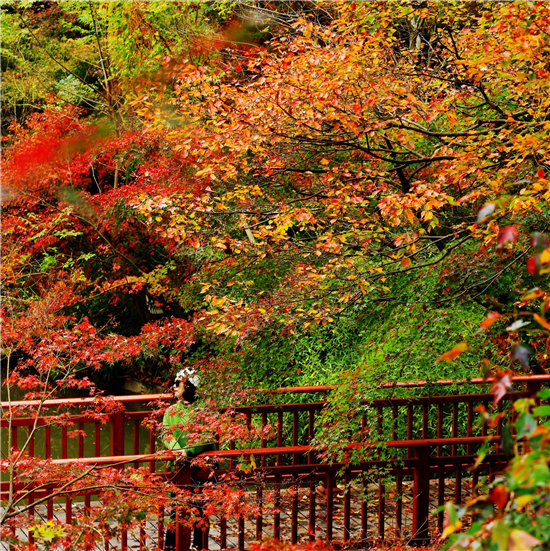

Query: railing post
[[175, 462, 191, 551], [412, 444, 430, 546], [110, 410, 125, 457]]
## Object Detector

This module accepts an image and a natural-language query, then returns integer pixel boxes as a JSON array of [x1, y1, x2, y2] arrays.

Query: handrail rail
[[3, 374, 549, 409], [0, 435, 501, 468], [1, 393, 173, 409], [273, 374, 550, 393]]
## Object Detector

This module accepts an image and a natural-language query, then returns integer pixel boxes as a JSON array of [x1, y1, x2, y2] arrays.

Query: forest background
[[2, 1, 550, 548], [3, 0, 550, 402]]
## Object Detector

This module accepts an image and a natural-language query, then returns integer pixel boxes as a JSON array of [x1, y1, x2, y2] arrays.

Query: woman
[[163, 369, 212, 551]]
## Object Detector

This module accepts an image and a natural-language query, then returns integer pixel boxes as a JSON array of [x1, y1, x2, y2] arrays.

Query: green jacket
[[162, 401, 212, 458]]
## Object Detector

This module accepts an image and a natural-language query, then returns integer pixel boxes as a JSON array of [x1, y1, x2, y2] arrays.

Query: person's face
[[173, 380, 185, 400]]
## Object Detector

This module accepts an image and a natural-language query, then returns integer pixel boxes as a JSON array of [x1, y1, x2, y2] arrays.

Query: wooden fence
[[2, 375, 549, 550]]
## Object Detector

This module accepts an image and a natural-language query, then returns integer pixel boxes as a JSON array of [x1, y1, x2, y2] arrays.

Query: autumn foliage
[[2, 1, 550, 548]]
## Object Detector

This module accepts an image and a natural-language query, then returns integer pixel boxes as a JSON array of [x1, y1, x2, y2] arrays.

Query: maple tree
[[129, 1, 550, 379]]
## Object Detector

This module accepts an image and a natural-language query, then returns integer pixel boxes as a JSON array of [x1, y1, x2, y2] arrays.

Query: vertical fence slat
[[343, 469, 351, 542], [78, 423, 84, 458], [95, 422, 101, 457], [452, 403, 458, 455], [277, 412, 283, 467], [422, 404, 428, 439], [412, 445, 430, 545], [309, 475, 316, 542], [438, 465, 445, 532], [45, 425, 51, 458], [407, 405, 413, 458], [292, 411, 299, 465], [467, 402, 473, 455], [28, 492, 35, 546], [11, 425, 17, 451], [455, 460, 462, 505], [274, 474, 281, 540], [229, 412, 236, 470], [220, 517, 227, 550], [238, 515, 245, 551], [158, 504, 164, 551], [308, 410, 314, 464], [140, 521, 146, 550], [256, 483, 263, 541], [291, 476, 298, 544], [149, 425, 156, 473], [378, 475, 385, 540], [47, 494, 53, 520], [110, 411, 125, 457], [482, 401, 489, 436], [437, 404, 443, 457], [261, 412, 267, 467], [134, 419, 140, 468], [326, 471, 334, 541], [361, 473, 368, 543], [396, 466, 403, 538], [62, 426, 67, 459]]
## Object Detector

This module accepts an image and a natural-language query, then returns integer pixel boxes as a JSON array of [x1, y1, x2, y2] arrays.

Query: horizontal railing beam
[[3, 374, 549, 409], [1, 393, 173, 409]]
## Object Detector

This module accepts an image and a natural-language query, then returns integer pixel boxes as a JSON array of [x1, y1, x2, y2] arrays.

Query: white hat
[[174, 367, 200, 387]]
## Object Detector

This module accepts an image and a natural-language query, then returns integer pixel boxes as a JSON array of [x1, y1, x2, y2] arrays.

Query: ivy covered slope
[[2, 1, 550, 403]]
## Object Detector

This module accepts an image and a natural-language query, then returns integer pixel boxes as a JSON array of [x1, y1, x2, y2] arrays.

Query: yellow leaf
[[514, 494, 534, 508], [441, 520, 462, 539]]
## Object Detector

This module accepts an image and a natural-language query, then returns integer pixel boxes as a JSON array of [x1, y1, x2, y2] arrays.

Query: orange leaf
[[489, 485, 508, 508], [437, 342, 468, 362], [533, 314, 550, 331], [480, 312, 500, 329]]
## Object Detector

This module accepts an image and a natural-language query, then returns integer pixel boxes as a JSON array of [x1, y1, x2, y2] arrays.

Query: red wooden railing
[[2, 375, 549, 550]]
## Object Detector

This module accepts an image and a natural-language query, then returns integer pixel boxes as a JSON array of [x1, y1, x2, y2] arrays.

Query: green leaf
[[491, 519, 510, 550], [531, 460, 550, 486], [515, 413, 538, 439], [533, 405, 550, 418], [538, 388, 550, 400]]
